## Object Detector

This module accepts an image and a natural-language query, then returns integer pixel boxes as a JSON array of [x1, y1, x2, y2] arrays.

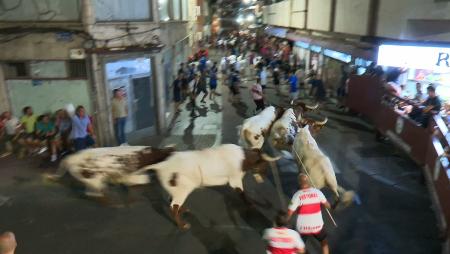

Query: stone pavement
[[0, 50, 443, 254]]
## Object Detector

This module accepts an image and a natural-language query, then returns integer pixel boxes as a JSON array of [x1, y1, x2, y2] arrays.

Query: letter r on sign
[[436, 52, 450, 67]]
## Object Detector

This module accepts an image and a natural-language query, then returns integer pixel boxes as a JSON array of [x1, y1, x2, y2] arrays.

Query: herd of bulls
[[51, 101, 354, 230]]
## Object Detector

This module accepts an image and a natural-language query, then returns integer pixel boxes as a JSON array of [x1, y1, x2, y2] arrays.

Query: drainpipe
[[82, 0, 95, 36]]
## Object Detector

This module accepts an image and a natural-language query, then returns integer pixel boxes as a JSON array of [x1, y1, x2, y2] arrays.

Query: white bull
[[54, 146, 175, 197], [239, 106, 277, 149], [292, 126, 354, 206], [135, 144, 280, 229], [269, 108, 299, 150], [269, 106, 327, 150]]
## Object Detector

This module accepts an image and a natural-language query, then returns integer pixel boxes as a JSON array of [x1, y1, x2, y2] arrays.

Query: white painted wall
[[266, 1, 291, 28], [377, 0, 450, 40], [307, 0, 331, 31], [334, 0, 370, 35], [290, 0, 306, 29]]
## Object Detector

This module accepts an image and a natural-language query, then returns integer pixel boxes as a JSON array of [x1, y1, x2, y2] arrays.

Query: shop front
[[377, 44, 450, 101], [347, 43, 450, 240]]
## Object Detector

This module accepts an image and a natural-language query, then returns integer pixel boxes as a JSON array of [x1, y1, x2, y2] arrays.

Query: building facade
[[0, 0, 205, 146]]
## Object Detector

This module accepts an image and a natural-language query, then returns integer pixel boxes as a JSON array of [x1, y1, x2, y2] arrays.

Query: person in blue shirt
[[209, 68, 220, 100], [172, 73, 182, 113], [71, 105, 95, 151], [288, 71, 299, 103]]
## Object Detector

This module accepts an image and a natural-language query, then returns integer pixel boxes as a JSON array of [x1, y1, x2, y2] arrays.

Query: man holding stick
[[287, 174, 331, 254]]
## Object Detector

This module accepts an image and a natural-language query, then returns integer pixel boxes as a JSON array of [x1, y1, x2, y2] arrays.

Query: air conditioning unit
[[70, 48, 86, 59]]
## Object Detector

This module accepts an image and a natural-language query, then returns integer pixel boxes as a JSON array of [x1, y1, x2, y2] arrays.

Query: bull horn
[[315, 117, 328, 125], [261, 153, 281, 162], [305, 103, 319, 110]]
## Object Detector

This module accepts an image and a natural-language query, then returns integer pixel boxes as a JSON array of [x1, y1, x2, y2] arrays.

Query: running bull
[[292, 125, 355, 207], [133, 144, 280, 229], [239, 102, 320, 149], [269, 108, 328, 150]]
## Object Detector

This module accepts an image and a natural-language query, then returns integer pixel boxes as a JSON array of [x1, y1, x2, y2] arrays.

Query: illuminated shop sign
[[323, 49, 352, 63], [310, 45, 322, 53], [294, 41, 310, 49], [377, 44, 450, 72]]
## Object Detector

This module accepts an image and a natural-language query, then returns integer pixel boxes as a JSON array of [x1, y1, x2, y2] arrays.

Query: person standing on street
[[111, 88, 128, 146], [197, 71, 209, 103], [260, 66, 268, 89], [190, 73, 200, 117], [288, 71, 299, 104], [251, 78, 265, 113], [288, 174, 332, 254], [172, 73, 183, 113], [263, 211, 305, 254]]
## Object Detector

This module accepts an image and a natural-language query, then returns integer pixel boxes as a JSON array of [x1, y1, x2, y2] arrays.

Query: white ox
[[269, 105, 327, 150], [54, 146, 175, 197], [292, 126, 354, 206], [239, 106, 277, 149], [135, 144, 280, 229]]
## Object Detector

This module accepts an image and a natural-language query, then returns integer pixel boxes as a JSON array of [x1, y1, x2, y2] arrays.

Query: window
[[68, 60, 87, 78], [4, 60, 87, 79], [30, 61, 67, 78], [159, 0, 170, 21], [94, 0, 152, 21], [4, 62, 29, 78], [172, 0, 181, 20]]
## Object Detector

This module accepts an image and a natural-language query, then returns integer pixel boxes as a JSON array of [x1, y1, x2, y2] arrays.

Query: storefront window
[[159, 0, 170, 21]]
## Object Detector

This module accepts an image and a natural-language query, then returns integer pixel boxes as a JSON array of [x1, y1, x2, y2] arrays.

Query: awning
[[287, 32, 376, 61]]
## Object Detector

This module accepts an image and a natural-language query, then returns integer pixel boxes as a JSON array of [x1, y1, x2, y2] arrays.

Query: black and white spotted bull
[[54, 146, 175, 197]]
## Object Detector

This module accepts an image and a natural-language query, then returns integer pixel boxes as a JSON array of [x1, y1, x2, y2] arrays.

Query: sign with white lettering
[[377, 44, 450, 73]]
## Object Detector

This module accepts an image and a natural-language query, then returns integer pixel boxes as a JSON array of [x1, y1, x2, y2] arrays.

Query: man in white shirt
[[263, 211, 305, 254], [111, 88, 128, 145], [288, 174, 331, 254]]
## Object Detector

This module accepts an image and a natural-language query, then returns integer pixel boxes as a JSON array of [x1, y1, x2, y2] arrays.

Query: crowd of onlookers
[[0, 105, 95, 162]]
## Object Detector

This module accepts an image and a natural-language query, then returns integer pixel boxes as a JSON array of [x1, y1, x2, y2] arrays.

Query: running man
[[263, 211, 305, 254], [287, 174, 331, 254]]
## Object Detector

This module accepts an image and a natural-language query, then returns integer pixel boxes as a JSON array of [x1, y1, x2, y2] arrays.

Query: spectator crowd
[[0, 105, 95, 162]]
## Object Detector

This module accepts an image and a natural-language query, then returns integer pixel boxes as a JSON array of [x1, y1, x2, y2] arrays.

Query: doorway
[[104, 57, 156, 143]]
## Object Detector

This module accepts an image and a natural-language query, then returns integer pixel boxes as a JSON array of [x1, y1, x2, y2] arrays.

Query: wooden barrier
[[348, 76, 450, 241]]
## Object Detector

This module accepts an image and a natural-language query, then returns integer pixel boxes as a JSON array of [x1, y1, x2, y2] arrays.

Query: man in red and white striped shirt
[[263, 211, 305, 254], [287, 174, 331, 254]]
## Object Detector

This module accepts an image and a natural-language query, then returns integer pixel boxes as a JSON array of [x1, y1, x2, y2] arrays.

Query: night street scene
[[1, 0, 450, 254]]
